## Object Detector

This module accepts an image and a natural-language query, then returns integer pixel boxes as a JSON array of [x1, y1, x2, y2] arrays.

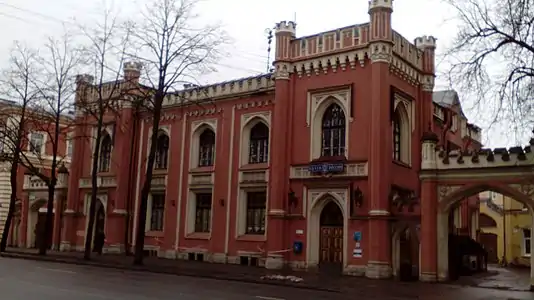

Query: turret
[[421, 130, 439, 170], [273, 21, 296, 79], [368, 0, 393, 63], [123, 61, 143, 83], [414, 35, 437, 75]]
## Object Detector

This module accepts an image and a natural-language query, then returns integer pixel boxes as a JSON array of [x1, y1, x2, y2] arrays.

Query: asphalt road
[[0, 258, 338, 300], [1, 257, 533, 300]]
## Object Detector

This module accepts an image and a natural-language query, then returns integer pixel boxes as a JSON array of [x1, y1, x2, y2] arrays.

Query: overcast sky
[[0, 0, 518, 147]]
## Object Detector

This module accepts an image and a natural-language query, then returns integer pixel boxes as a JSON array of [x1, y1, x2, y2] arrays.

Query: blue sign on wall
[[353, 231, 362, 242], [308, 162, 344, 174]]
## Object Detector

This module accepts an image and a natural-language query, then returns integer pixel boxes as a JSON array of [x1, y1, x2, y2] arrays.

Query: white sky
[[0, 0, 519, 147]]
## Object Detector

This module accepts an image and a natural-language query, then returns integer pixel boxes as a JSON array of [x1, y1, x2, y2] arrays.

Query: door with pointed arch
[[92, 201, 106, 249], [319, 200, 344, 274]]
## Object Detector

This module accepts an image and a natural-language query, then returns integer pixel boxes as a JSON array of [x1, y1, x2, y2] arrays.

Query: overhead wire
[[0, 1, 270, 75]]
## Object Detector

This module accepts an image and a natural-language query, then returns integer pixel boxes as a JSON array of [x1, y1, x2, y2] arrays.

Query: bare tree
[[13, 33, 80, 255], [0, 43, 41, 252], [129, 0, 227, 265], [77, 10, 134, 260], [442, 0, 534, 141]]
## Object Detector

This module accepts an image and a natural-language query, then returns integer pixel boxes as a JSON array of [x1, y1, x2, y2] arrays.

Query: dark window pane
[[246, 192, 266, 234], [150, 194, 165, 231], [195, 193, 212, 233], [321, 104, 346, 157]]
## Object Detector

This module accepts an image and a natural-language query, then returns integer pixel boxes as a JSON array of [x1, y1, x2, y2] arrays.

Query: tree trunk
[[84, 123, 103, 260], [0, 160, 20, 252], [133, 92, 163, 265], [39, 184, 55, 255]]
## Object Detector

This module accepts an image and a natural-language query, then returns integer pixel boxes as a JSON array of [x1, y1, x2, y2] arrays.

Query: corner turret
[[368, 0, 393, 12], [414, 35, 437, 50], [275, 21, 296, 37]]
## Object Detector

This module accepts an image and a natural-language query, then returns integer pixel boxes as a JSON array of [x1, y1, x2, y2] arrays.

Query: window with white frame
[[245, 191, 266, 235], [149, 193, 165, 231], [30, 132, 44, 154], [523, 228, 531, 256]]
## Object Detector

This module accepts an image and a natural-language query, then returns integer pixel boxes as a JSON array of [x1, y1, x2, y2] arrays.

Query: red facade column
[[420, 179, 438, 281], [265, 21, 295, 269]]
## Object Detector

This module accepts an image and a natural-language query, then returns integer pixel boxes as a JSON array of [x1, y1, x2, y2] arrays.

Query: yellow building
[[479, 191, 531, 266]]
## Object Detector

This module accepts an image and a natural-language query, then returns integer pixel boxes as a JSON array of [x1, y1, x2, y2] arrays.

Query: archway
[[318, 201, 344, 273], [85, 198, 106, 251], [392, 224, 420, 281], [437, 184, 534, 283], [28, 199, 53, 249]]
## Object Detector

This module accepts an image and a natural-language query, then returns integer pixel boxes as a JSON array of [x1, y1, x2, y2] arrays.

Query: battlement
[[275, 21, 296, 36], [161, 73, 274, 106], [414, 35, 437, 50], [424, 144, 534, 170], [75, 74, 94, 84], [124, 61, 143, 72], [368, 0, 393, 11]]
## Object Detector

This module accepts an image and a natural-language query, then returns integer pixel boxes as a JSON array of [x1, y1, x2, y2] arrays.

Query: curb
[[1, 253, 340, 293]]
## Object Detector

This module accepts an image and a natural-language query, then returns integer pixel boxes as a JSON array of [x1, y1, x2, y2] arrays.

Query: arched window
[[321, 103, 346, 157], [99, 134, 112, 172], [198, 129, 215, 167], [248, 122, 269, 164], [155, 131, 170, 169], [393, 111, 401, 161]]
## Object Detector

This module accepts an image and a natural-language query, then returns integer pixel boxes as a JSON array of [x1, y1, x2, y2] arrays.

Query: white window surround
[[308, 88, 352, 160], [66, 132, 74, 157], [145, 126, 171, 171], [185, 189, 214, 235], [189, 119, 217, 169], [235, 186, 268, 237], [90, 126, 114, 173], [28, 131, 46, 156], [392, 100, 411, 165], [239, 112, 271, 166], [523, 228, 531, 257], [451, 115, 458, 132]]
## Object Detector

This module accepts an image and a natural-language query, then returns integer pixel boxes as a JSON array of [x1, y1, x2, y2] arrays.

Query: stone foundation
[[265, 254, 284, 269], [365, 261, 392, 279], [59, 241, 71, 252], [420, 272, 437, 282], [345, 265, 367, 276]]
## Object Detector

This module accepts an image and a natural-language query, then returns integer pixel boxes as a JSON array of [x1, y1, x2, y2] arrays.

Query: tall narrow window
[[393, 111, 401, 161], [321, 103, 346, 157], [249, 122, 269, 164], [155, 132, 170, 169], [523, 229, 531, 256], [246, 192, 266, 235], [99, 134, 112, 172], [194, 193, 212, 233], [150, 194, 165, 231], [30, 132, 44, 154], [198, 129, 215, 167]]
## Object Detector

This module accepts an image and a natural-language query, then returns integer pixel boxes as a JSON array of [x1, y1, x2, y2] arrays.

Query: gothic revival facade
[[11, 1, 484, 281]]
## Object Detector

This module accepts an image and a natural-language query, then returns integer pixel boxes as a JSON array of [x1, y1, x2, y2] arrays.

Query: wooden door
[[320, 226, 343, 264], [479, 233, 498, 263]]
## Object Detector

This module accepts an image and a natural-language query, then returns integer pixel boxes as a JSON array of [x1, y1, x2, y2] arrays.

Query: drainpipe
[[124, 105, 139, 255]]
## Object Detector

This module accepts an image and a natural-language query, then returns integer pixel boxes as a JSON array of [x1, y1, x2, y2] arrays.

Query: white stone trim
[[306, 188, 348, 269], [239, 111, 271, 166], [189, 119, 217, 169], [185, 189, 214, 235], [308, 88, 352, 160], [235, 186, 268, 237], [90, 125, 114, 173]]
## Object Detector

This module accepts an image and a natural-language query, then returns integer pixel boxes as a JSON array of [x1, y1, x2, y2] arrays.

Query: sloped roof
[[432, 90, 466, 118]]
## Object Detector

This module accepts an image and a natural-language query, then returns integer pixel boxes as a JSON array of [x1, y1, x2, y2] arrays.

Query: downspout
[[124, 105, 139, 255]]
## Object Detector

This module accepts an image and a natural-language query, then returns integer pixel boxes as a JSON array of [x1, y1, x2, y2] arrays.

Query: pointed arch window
[[198, 129, 215, 167], [249, 122, 269, 164], [99, 134, 112, 172], [155, 131, 170, 169], [393, 111, 401, 161], [321, 103, 346, 157]]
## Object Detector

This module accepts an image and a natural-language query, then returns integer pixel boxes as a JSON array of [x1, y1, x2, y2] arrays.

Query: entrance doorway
[[398, 228, 418, 281], [319, 201, 343, 273], [479, 233, 498, 263], [91, 201, 106, 251]]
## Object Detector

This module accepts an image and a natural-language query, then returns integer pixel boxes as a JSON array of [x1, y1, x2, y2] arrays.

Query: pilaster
[[365, 0, 394, 279]]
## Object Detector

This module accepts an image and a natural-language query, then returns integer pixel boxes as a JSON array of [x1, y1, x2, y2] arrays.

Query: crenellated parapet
[[275, 21, 296, 37], [422, 143, 534, 170]]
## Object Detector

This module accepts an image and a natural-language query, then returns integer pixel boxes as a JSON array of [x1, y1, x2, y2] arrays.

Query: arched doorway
[[319, 201, 344, 273], [393, 225, 420, 281], [28, 199, 53, 249], [437, 184, 534, 282]]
